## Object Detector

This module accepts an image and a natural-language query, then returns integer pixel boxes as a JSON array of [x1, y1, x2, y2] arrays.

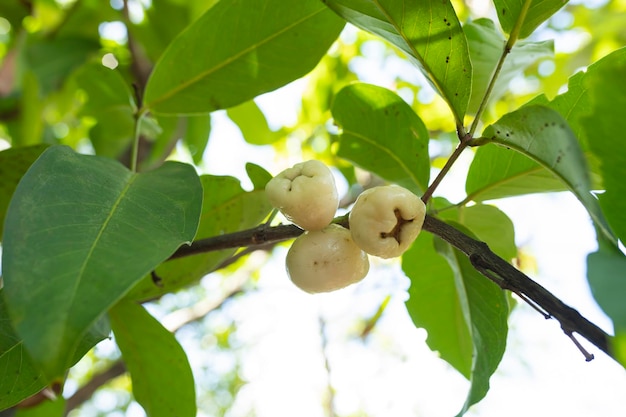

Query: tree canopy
[[1, 0, 626, 416]]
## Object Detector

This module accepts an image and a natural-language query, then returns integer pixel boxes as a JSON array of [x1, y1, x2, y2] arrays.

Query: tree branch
[[170, 215, 613, 361]]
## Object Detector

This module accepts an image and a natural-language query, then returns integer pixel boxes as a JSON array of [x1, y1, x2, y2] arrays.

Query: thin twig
[[421, 132, 472, 203]]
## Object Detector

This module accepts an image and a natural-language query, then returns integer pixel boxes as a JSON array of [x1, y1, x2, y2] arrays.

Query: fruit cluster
[[266, 160, 426, 293]]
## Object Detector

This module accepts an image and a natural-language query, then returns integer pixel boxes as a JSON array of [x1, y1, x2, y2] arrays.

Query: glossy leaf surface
[[2, 146, 202, 379], [581, 48, 626, 243], [332, 83, 430, 194], [472, 105, 614, 244], [465, 144, 569, 201], [494, 0, 568, 39], [110, 300, 196, 417], [144, 0, 345, 114], [323, 0, 472, 123]]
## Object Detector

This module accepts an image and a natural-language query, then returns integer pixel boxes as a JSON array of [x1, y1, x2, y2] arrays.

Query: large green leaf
[[465, 18, 553, 114], [465, 144, 569, 201], [466, 52, 623, 204], [2, 146, 202, 380], [493, 0, 568, 39], [128, 174, 272, 301], [331, 83, 430, 194], [323, 0, 472, 123], [587, 245, 626, 332], [474, 105, 615, 245], [403, 224, 508, 415], [0, 145, 48, 239], [110, 300, 196, 417], [143, 0, 345, 115], [581, 48, 626, 244], [402, 234, 473, 378], [434, 227, 508, 416], [0, 291, 110, 410]]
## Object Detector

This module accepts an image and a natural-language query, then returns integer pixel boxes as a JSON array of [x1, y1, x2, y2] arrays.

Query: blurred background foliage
[[0, 0, 625, 416]]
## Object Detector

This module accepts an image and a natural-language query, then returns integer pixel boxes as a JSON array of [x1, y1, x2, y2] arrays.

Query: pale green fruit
[[349, 185, 425, 258], [265, 160, 338, 231], [286, 224, 369, 293]]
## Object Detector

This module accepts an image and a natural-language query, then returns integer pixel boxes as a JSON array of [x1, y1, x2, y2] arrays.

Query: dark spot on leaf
[[447, 22, 451, 26], [496, 130, 501, 134], [502, 8, 506, 15], [448, 36, 452, 40], [445, 56, 450, 63]]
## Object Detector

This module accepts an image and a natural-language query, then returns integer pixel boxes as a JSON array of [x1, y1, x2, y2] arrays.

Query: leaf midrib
[[146, 6, 327, 110]]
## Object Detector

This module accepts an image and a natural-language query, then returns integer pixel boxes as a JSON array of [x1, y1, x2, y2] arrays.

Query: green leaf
[[581, 48, 626, 244], [331, 83, 430, 194], [246, 162, 273, 190], [465, 144, 570, 201], [434, 226, 508, 416], [587, 246, 626, 332], [227, 100, 283, 145], [439, 202, 517, 261], [494, 0, 568, 39], [110, 300, 196, 417], [0, 145, 48, 239], [2, 146, 202, 380], [402, 234, 473, 378], [323, 0, 472, 123], [127, 175, 272, 301], [478, 105, 615, 245], [465, 18, 553, 114], [183, 114, 212, 165], [143, 0, 345, 115], [0, 291, 110, 410]]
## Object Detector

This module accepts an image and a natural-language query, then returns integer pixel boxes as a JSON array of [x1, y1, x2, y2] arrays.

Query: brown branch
[[421, 215, 611, 359], [170, 214, 613, 361], [64, 361, 126, 414]]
